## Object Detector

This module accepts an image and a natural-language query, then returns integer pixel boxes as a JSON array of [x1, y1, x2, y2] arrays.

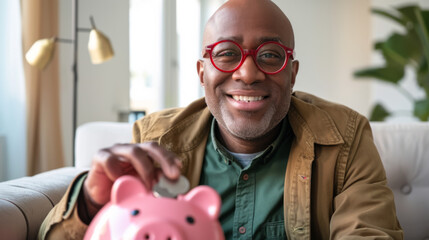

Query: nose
[[232, 55, 265, 85], [136, 221, 184, 240]]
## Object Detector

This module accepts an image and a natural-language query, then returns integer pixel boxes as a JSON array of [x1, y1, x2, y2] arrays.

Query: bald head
[[203, 0, 295, 51]]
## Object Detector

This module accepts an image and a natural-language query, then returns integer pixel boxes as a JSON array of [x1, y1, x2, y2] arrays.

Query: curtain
[[0, 1, 27, 180], [21, 0, 64, 175]]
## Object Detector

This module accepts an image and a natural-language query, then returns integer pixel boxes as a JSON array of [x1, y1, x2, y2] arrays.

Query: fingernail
[[175, 159, 183, 168], [170, 166, 180, 176]]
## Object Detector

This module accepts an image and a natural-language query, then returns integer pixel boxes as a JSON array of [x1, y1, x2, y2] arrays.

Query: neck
[[215, 122, 282, 154]]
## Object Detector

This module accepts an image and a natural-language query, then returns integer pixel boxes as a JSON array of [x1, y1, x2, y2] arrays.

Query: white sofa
[[0, 121, 428, 239], [370, 122, 429, 240]]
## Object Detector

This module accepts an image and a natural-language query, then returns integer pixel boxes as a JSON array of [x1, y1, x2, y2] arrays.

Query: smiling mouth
[[231, 95, 266, 102]]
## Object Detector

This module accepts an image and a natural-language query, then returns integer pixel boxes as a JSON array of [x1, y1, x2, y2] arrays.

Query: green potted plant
[[354, 5, 429, 121]]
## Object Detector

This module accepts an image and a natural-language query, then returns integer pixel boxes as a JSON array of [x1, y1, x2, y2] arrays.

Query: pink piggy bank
[[84, 175, 225, 240]]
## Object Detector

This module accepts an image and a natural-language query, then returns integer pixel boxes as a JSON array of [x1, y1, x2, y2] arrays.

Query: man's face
[[197, 1, 299, 142]]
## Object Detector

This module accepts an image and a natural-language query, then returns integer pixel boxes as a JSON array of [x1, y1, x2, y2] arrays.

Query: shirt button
[[242, 174, 249, 181], [239, 226, 246, 234]]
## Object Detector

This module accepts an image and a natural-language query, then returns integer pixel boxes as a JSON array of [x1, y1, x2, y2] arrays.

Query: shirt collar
[[210, 117, 292, 166]]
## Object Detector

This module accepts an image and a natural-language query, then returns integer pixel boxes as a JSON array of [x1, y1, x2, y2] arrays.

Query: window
[[177, 0, 202, 107], [0, 0, 26, 180], [129, 0, 226, 114], [129, 0, 164, 114]]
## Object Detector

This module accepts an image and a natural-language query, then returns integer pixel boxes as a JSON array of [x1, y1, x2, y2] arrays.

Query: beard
[[210, 97, 288, 141]]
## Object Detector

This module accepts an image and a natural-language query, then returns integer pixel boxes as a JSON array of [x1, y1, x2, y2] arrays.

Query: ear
[[290, 60, 299, 88], [179, 186, 221, 219], [111, 175, 151, 204], [196, 59, 205, 86]]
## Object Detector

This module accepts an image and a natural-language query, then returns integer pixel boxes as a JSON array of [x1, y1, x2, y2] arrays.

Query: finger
[[138, 142, 182, 180], [85, 149, 120, 205], [107, 144, 157, 189], [92, 148, 136, 179]]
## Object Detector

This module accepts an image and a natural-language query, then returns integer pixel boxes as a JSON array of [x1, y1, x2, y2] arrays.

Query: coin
[[153, 175, 190, 198]]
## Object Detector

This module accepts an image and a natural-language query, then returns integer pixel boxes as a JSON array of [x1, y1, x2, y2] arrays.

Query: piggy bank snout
[[135, 220, 185, 240]]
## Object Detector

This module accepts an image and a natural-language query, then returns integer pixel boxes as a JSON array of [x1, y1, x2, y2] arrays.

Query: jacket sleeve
[[38, 172, 89, 240], [330, 117, 403, 239], [38, 119, 152, 239]]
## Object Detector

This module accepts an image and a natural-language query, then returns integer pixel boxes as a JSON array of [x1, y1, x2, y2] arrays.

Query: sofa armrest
[[75, 121, 133, 169], [0, 167, 84, 240]]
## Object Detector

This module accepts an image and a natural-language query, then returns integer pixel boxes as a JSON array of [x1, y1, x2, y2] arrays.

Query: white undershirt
[[226, 150, 264, 168]]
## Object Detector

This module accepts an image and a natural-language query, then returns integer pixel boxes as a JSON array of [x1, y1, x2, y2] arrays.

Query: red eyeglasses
[[204, 40, 295, 75]]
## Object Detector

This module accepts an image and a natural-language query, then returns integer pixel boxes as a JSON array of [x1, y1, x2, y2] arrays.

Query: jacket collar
[[159, 93, 344, 153], [289, 91, 344, 146], [159, 98, 212, 153]]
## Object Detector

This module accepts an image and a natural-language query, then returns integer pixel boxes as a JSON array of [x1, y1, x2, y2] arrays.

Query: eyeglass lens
[[210, 41, 287, 73]]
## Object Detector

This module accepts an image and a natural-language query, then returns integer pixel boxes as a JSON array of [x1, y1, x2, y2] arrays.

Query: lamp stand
[[25, 0, 114, 166], [72, 0, 78, 166]]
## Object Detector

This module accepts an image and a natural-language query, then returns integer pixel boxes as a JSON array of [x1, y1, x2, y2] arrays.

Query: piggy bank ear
[[180, 186, 221, 219], [111, 175, 151, 204]]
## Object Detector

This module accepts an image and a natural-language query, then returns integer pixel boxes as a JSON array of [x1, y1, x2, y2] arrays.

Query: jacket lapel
[[284, 92, 344, 239], [158, 98, 212, 188]]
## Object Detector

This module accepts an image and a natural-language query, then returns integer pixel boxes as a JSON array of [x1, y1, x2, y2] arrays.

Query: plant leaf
[[414, 9, 429, 71], [405, 31, 425, 65], [371, 8, 406, 26], [381, 33, 415, 66], [370, 103, 390, 121], [423, 10, 429, 28], [397, 5, 420, 24], [417, 57, 429, 94], [414, 99, 429, 121], [374, 34, 421, 67], [354, 65, 404, 84], [372, 6, 424, 67]]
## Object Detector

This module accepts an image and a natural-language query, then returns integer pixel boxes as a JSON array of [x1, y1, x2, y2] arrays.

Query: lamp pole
[[70, 0, 94, 166], [70, 0, 109, 165], [72, 0, 78, 165]]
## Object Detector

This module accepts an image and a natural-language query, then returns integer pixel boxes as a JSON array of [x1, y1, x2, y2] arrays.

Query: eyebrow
[[216, 36, 243, 42], [260, 37, 283, 44]]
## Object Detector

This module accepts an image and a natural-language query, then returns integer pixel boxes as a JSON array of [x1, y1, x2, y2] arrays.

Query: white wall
[[59, 0, 130, 166], [273, 0, 373, 116]]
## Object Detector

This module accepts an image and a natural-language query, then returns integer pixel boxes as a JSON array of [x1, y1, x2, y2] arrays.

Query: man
[[39, 0, 403, 239]]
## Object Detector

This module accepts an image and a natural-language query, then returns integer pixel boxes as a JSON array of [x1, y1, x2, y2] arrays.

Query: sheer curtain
[[0, 1, 26, 180], [21, 0, 64, 175]]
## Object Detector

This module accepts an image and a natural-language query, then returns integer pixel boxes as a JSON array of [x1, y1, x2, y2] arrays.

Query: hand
[[81, 142, 182, 219]]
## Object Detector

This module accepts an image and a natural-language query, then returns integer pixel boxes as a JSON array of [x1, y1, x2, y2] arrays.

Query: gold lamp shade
[[25, 38, 56, 69], [88, 29, 114, 64]]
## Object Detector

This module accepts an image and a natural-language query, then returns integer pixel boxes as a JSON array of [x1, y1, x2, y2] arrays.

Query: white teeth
[[232, 95, 264, 102]]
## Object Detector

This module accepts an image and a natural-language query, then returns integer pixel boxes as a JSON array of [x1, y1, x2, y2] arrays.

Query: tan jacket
[[39, 92, 403, 239]]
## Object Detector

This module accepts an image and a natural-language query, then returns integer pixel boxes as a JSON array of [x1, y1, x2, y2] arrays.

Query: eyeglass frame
[[203, 39, 296, 75]]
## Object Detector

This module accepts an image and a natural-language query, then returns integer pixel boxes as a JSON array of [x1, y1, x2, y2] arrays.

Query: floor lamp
[[25, 0, 114, 165]]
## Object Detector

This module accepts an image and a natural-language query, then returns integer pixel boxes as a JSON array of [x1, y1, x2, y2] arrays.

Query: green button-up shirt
[[199, 118, 293, 240]]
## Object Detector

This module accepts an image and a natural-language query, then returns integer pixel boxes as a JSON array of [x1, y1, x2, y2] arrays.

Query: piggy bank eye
[[131, 209, 140, 216], [186, 215, 195, 225]]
